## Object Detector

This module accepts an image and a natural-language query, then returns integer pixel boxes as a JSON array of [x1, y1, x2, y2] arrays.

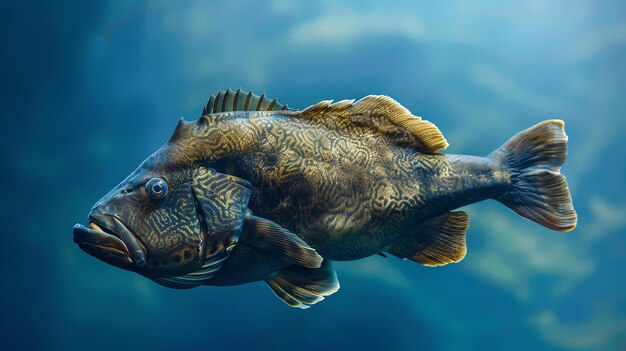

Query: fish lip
[[88, 213, 121, 239], [73, 213, 148, 268], [72, 222, 129, 254], [72, 223, 132, 266]]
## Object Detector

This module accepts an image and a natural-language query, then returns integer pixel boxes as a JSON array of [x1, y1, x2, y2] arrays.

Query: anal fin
[[266, 260, 340, 309], [385, 211, 469, 266]]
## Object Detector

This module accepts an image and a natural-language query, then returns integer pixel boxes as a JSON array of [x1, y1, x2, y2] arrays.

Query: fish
[[73, 88, 577, 308]]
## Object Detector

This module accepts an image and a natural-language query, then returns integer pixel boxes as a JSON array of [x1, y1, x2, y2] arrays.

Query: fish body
[[73, 89, 577, 308], [205, 112, 507, 261]]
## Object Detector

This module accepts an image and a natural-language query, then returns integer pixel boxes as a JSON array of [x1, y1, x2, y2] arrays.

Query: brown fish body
[[74, 89, 577, 308], [197, 114, 507, 261]]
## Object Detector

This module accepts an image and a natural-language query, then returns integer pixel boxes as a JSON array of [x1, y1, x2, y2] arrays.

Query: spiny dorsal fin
[[201, 88, 290, 116], [298, 95, 449, 153], [266, 259, 339, 309], [385, 211, 469, 266]]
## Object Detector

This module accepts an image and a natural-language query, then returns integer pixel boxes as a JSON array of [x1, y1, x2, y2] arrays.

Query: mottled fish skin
[[79, 152, 252, 279], [165, 108, 508, 260], [73, 91, 576, 307], [207, 243, 291, 286]]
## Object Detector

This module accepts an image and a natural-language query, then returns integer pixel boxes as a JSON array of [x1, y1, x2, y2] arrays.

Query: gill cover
[[152, 166, 252, 289]]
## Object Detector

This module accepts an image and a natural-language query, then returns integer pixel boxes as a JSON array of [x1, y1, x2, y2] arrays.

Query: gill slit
[[190, 186, 209, 261]]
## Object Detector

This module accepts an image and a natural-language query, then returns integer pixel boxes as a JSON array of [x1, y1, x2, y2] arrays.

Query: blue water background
[[3, 1, 626, 350]]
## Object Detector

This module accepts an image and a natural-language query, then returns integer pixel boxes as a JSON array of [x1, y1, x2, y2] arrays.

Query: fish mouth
[[73, 214, 148, 269]]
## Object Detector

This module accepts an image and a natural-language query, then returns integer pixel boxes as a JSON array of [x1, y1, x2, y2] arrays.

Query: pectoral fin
[[266, 259, 340, 309], [239, 215, 323, 269], [385, 211, 469, 266]]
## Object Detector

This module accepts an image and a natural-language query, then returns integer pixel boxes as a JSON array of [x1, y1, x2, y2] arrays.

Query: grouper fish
[[73, 88, 577, 308]]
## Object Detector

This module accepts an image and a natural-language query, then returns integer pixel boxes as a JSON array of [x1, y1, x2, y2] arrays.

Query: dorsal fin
[[298, 95, 449, 153], [201, 88, 290, 116]]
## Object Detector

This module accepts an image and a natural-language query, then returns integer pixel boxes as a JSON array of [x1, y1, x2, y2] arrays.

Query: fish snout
[[73, 212, 148, 270]]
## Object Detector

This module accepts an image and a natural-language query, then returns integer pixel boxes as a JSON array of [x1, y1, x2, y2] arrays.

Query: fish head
[[73, 145, 252, 281]]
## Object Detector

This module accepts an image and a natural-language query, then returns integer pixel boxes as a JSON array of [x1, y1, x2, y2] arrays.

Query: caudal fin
[[489, 120, 577, 231]]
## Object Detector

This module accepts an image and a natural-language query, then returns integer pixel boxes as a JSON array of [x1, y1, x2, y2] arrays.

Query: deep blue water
[[3, 1, 626, 350]]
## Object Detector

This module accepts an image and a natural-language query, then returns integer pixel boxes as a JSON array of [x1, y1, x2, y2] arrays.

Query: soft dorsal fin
[[201, 88, 290, 116], [266, 259, 340, 309], [298, 95, 449, 153], [385, 211, 469, 266]]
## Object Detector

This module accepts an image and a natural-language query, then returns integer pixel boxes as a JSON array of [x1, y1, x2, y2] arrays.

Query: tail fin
[[489, 120, 577, 231]]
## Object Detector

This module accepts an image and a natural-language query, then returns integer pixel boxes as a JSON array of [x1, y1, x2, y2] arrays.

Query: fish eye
[[146, 178, 168, 199]]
